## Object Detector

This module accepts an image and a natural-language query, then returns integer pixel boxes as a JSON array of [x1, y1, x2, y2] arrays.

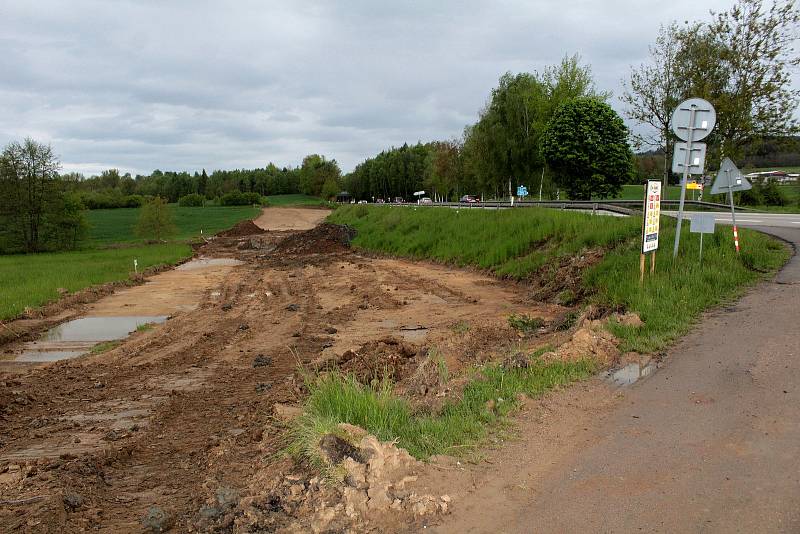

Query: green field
[[0, 243, 192, 320], [85, 205, 260, 246], [265, 194, 330, 207], [329, 205, 788, 353]]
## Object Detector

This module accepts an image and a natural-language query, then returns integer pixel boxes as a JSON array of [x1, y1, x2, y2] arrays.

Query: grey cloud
[[1, 0, 792, 176]]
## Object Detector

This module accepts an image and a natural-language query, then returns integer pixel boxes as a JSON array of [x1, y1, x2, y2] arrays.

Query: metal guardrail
[[387, 199, 754, 214]]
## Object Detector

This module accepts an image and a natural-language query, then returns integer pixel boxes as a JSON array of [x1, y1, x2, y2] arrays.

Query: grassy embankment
[[612, 183, 800, 212], [288, 205, 788, 462], [0, 243, 191, 320]]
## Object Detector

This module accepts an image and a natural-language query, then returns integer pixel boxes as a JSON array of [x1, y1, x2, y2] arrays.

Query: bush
[[178, 193, 205, 207], [738, 181, 788, 206], [136, 197, 176, 241], [219, 191, 264, 206], [77, 191, 145, 209]]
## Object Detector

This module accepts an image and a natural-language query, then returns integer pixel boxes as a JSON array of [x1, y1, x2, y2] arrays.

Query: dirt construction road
[[0, 209, 567, 532], [438, 227, 800, 533]]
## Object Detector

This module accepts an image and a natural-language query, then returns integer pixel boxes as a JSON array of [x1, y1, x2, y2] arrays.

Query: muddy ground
[[0, 208, 589, 532]]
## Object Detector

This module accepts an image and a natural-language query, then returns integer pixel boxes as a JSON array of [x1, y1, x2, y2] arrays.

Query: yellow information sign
[[687, 181, 703, 190], [642, 180, 661, 253]]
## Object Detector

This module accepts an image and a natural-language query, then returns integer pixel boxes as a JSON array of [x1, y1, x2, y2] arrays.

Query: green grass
[[85, 205, 260, 246], [0, 243, 192, 320], [291, 357, 595, 462], [329, 205, 789, 353], [264, 194, 331, 207], [90, 340, 122, 354], [609, 184, 683, 201]]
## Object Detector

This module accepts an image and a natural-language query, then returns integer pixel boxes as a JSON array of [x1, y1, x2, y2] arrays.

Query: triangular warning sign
[[710, 157, 751, 195]]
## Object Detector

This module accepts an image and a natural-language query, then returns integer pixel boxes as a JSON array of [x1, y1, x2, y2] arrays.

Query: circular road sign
[[671, 98, 716, 142]]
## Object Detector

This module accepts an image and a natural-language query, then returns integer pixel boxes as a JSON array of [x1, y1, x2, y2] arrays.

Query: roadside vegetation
[[330, 205, 789, 353], [291, 354, 595, 461], [86, 205, 260, 246], [0, 243, 191, 320]]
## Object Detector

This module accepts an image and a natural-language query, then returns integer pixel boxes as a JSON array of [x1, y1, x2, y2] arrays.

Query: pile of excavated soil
[[331, 337, 423, 384], [217, 220, 267, 238], [273, 223, 356, 255]]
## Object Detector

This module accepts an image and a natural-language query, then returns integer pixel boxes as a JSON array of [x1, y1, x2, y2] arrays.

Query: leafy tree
[[178, 193, 205, 207], [462, 55, 605, 198], [541, 98, 634, 200], [136, 197, 176, 241], [621, 23, 682, 187], [425, 140, 462, 200], [678, 0, 800, 160], [0, 138, 73, 252], [320, 178, 340, 200], [299, 154, 341, 196], [623, 0, 799, 169]]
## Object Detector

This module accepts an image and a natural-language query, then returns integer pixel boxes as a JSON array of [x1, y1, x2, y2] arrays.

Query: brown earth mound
[[273, 223, 356, 255], [217, 220, 267, 238]]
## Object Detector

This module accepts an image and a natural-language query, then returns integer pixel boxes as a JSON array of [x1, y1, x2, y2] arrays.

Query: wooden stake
[[640, 253, 646, 285], [650, 251, 656, 274]]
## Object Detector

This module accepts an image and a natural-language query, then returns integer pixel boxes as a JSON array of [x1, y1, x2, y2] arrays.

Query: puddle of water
[[15, 350, 86, 363], [11, 315, 168, 364], [40, 316, 168, 342], [177, 257, 243, 271], [607, 362, 655, 386]]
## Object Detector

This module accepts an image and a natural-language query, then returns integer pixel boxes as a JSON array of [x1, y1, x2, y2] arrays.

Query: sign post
[[690, 213, 716, 264], [710, 157, 751, 255], [670, 98, 716, 258], [640, 180, 662, 283]]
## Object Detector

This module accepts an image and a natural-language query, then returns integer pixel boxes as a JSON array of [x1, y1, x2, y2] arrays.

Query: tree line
[[67, 153, 343, 209], [344, 55, 632, 201], [0, 139, 345, 253], [346, 0, 798, 201]]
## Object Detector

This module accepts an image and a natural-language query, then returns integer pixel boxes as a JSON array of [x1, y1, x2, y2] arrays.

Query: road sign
[[671, 142, 707, 174], [671, 98, 716, 141], [642, 180, 662, 253], [710, 157, 751, 194], [711, 157, 749, 255], [690, 213, 716, 234], [671, 97, 716, 259], [687, 181, 703, 190], [516, 185, 528, 197], [690, 212, 716, 263]]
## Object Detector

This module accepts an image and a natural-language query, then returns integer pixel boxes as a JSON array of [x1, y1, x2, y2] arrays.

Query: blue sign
[[516, 185, 528, 197]]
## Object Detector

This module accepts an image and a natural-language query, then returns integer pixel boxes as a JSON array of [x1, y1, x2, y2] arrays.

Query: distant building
[[743, 170, 798, 184], [335, 191, 352, 203]]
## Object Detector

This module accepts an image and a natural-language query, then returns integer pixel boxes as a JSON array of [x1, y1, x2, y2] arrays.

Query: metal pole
[[539, 168, 545, 201], [699, 232, 703, 264], [726, 169, 740, 255], [673, 105, 697, 258]]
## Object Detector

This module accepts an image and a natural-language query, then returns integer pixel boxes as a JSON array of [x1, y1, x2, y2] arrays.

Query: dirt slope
[[253, 207, 330, 231]]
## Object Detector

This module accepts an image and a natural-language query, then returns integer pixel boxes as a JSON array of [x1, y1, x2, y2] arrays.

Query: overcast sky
[[1, 0, 794, 176]]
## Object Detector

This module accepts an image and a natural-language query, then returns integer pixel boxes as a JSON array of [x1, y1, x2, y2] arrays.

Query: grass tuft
[[290, 358, 596, 462]]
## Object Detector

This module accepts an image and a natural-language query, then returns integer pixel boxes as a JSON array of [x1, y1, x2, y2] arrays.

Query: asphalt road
[[441, 226, 800, 533], [665, 210, 800, 229]]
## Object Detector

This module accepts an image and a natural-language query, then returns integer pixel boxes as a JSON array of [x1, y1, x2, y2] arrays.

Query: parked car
[[460, 195, 479, 204], [358, 200, 368, 204], [420, 197, 433, 205], [376, 198, 386, 204], [393, 196, 405, 203]]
